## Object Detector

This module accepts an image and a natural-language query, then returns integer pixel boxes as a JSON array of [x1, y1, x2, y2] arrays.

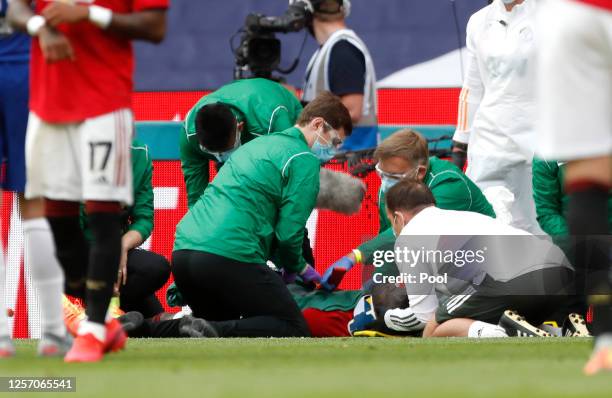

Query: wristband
[[352, 249, 363, 265], [89, 5, 113, 29], [26, 15, 46, 37]]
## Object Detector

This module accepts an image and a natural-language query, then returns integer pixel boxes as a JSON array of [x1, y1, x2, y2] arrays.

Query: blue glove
[[300, 264, 322, 285], [320, 255, 355, 291], [281, 264, 321, 285]]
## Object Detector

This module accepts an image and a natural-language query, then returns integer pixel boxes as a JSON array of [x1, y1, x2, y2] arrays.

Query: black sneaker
[[178, 316, 219, 338], [499, 310, 552, 337], [562, 313, 591, 337], [117, 311, 144, 334]]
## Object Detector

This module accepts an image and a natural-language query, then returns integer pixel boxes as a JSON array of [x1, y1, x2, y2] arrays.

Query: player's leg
[[428, 295, 508, 338], [44, 200, 89, 298], [21, 197, 71, 356], [571, 156, 612, 375], [118, 249, 170, 318], [65, 109, 133, 362], [7, 61, 70, 355], [76, 200, 122, 342], [537, 0, 612, 374]]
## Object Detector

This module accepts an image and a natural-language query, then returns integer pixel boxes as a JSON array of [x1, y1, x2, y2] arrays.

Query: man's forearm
[[7, 0, 35, 31], [341, 93, 364, 123], [106, 10, 167, 43], [122, 230, 144, 251], [38, 3, 167, 44]]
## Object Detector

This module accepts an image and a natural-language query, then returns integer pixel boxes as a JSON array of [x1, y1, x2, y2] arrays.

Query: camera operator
[[301, 0, 377, 150]]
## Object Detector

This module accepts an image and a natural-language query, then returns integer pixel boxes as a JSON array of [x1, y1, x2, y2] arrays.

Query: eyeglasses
[[323, 121, 343, 148], [375, 163, 417, 180]]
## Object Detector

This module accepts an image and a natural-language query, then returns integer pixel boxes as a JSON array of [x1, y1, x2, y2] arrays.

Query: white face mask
[[501, 0, 515, 4]]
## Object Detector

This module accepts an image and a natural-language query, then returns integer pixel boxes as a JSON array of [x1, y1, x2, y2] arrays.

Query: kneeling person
[[171, 93, 352, 337], [385, 180, 576, 338]]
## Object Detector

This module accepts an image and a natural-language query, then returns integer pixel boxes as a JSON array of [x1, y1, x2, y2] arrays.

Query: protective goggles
[[375, 163, 414, 180]]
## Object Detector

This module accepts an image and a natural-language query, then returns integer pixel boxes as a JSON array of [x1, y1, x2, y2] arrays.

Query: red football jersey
[[30, 0, 169, 123], [576, 0, 612, 11]]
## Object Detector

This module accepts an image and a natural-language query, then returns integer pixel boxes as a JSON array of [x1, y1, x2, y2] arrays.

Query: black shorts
[[436, 267, 574, 325]]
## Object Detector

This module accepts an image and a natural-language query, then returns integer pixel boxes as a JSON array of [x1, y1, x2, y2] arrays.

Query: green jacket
[[180, 78, 303, 208], [288, 284, 362, 312], [533, 158, 612, 236], [358, 156, 496, 272], [174, 127, 320, 273], [81, 139, 154, 240]]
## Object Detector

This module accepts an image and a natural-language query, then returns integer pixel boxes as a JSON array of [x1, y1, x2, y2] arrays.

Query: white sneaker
[[37, 332, 73, 357]]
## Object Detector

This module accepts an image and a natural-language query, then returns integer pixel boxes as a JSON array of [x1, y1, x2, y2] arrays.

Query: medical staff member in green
[[180, 78, 303, 208], [533, 157, 612, 237], [171, 93, 352, 338], [320, 129, 496, 290]]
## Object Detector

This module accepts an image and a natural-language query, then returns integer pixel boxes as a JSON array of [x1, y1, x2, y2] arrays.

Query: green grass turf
[[0, 338, 608, 398]]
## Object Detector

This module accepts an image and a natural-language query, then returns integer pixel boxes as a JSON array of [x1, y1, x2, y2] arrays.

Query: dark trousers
[[120, 249, 170, 318], [164, 250, 310, 337]]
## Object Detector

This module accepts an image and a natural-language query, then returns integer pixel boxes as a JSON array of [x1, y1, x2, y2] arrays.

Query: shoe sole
[[500, 310, 552, 337], [565, 313, 591, 337]]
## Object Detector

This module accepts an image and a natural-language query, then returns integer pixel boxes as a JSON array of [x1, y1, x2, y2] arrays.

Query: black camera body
[[233, 1, 315, 80]]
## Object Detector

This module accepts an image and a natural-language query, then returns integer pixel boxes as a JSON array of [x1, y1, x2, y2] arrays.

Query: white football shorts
[[537, 0, 612, 161], [25, 108, 133, 206]]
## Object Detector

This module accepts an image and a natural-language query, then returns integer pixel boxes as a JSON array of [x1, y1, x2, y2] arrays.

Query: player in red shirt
[[8, 0, 168, 362], [537, 0, 612, 375]]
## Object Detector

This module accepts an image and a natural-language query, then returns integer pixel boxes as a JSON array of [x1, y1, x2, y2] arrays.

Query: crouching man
[[384, 179, 582, 338], [167, 93, 352, 338]]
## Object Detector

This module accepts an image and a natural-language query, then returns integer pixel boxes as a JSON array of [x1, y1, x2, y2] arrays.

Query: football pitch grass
[[0, 338, 609, 398]]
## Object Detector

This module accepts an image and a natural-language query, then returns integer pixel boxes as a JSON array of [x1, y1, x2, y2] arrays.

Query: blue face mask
[[213, 148, 237, 163], [311, 126, 339, 162], [380, 176, 399, 194], [312, 140, 337, 163]]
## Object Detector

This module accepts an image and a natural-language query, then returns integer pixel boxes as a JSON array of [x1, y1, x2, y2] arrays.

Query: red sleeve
[[133, 0, 169, 12], [575, 0, 612, 11]]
